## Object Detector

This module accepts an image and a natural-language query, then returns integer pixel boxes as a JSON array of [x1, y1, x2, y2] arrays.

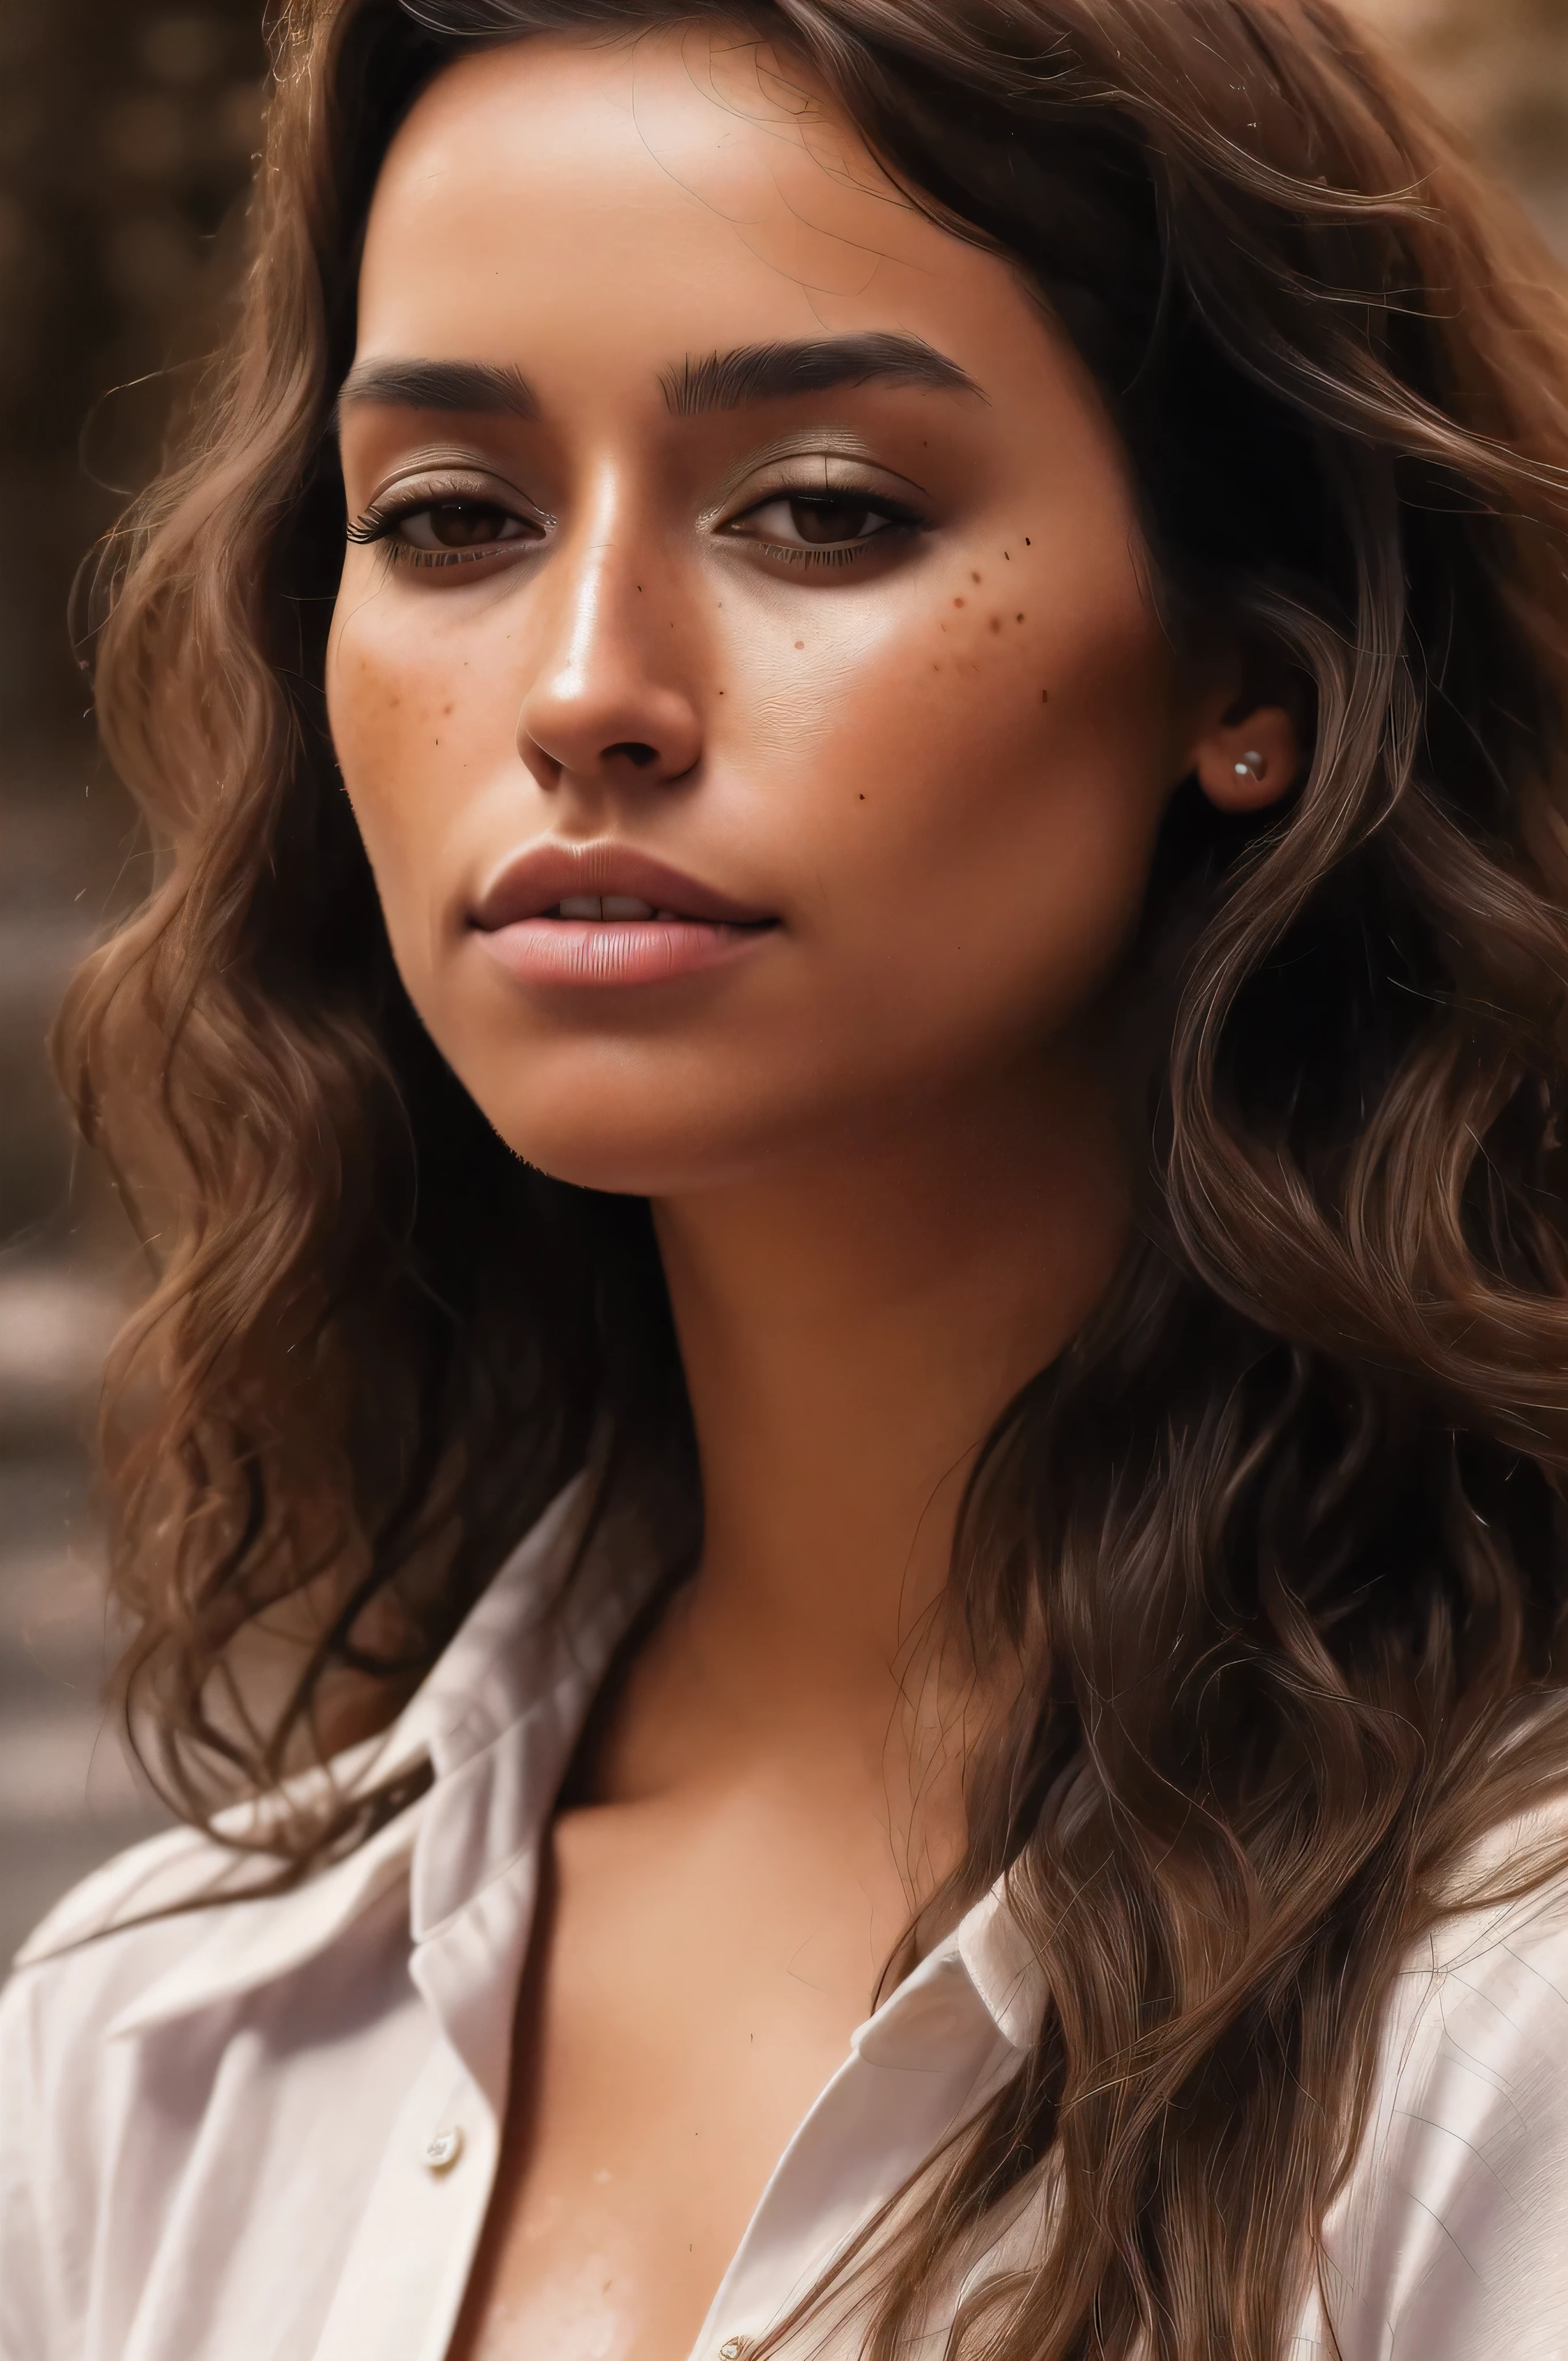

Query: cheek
[[721, 541, 1177, 1052], [325, 574, 498, 950]]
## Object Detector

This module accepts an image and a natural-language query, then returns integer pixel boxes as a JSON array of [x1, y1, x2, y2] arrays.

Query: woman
[[6, 0, 1568, 2352]]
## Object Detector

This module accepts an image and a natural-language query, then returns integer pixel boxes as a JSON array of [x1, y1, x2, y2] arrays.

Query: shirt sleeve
[[1317, 1885, 1568, 2361]]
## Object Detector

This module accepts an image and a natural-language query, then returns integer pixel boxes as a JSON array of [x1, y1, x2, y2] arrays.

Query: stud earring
[[1234, 749, 1267, 783]]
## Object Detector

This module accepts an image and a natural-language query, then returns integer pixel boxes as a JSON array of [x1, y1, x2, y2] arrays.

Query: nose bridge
[[519, 458, 700, 785], [549, 468, 633, 697]]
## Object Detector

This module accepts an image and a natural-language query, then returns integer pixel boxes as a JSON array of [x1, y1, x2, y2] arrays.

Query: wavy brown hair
[[56, 0, 1568, 2351]]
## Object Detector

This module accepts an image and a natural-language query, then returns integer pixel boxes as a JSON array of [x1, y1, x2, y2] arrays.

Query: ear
[[1186, 701, 1302, 814]]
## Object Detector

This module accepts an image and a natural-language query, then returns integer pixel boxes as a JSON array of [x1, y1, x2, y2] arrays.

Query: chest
[[444, 1790, 915, 2361]]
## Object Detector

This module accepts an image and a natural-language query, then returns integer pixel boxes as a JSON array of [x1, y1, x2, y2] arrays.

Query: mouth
[[468, 842, 778, 989]]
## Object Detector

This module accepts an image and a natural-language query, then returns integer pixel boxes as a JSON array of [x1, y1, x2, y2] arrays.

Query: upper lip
[[469, 841, 775, 929]]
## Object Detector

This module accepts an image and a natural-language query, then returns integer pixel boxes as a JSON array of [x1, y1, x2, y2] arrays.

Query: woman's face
[[329, 30, 1218, 1194]]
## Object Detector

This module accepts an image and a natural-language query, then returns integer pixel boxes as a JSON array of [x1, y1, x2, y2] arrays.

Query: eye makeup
[[346, 455, 932, 575]]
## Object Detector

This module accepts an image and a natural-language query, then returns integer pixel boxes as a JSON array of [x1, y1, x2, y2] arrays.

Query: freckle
[[989, 616, 1001, 632], [443, 703, 454, 715], [1024, 537, 1031, 545], [1016, 613, 1024, 623], [794, 640, 804, 648], [858, 793, 866, 801], [971, 571, 981, 584], [953, 597, 964, 608], [1041, 688, 1050, 701]]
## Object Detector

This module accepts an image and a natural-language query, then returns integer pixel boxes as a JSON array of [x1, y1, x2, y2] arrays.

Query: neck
[[650, 1047, 1129, 1728]]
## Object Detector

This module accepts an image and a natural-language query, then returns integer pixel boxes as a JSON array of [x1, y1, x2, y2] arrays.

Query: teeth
[[554, 894, 660, 921]]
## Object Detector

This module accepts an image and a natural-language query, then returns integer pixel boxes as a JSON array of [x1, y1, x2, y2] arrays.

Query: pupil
[[431, 502, 503, 548], [789, 496, 871, 545]]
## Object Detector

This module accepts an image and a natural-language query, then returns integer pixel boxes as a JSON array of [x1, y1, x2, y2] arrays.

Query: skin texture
[[327, 29, 1296, 2360]]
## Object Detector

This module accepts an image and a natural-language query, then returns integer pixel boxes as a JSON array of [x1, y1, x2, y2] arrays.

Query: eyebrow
[[336, 334, 981, 427], [336, 358, 538, 421], [659, 334, 983, 413]]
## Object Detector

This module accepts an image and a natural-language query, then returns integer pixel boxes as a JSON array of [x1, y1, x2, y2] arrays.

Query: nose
[[517, 516, 703, 793]]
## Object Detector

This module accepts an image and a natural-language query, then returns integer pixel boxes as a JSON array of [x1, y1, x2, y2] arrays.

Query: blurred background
[[1, 0, 1566, 1960], [1, 0, 267, 1952]]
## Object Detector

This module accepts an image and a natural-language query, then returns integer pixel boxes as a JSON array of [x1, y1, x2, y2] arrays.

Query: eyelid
[[358, 462, 546, 517], [702, 427, 930, 496], [703, 477, 928, 545], [699, 444, 930, 530]]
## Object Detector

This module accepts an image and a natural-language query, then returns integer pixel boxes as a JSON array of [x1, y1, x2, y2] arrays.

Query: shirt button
[[423, 2125, 465, 2174]]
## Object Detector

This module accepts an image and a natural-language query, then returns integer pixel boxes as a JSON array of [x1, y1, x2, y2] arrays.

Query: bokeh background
[[2, 0, 1566, 1960]]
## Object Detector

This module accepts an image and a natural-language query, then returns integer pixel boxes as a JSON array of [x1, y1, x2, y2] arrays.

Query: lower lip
[[471, 916, 776, 988]]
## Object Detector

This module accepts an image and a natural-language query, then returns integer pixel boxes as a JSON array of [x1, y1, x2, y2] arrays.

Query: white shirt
[[5, 1474, 1568, 2361]]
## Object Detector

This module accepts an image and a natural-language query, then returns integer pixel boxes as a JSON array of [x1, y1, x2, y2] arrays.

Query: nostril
[[604, 741, 659, 770]]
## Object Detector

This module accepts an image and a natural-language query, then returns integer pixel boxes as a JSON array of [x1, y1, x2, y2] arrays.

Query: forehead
[[355, 28, 1033, 380]]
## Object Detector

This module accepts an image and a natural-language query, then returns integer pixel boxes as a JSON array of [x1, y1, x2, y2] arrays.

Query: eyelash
[[344, 483, 926, 571], [345, 491, 541, 571]]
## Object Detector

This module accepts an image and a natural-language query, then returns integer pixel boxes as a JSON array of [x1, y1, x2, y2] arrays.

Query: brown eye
[[728, 487, 915, 559], [787, 496, 877, 544], [403, 499, 534, 552]]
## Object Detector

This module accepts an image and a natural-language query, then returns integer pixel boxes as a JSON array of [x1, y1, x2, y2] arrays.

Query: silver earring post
[[1234, 749, 1267, 782]]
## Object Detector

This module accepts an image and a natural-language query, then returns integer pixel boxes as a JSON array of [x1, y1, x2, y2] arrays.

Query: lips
[[470, 843, 774, 931], [468, 840, 777, 990]]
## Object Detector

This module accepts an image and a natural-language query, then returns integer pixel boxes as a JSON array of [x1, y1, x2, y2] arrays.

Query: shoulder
[[1, 1817, 250, 2080], [1315, 1797, 1568, 2361], [10, 1812, 246, 1966], [0, 1790, 424, 2361], [2, 1740, 424, 2056], [0, 1820, 251, 2361], [0, 1730, 427, 2182]]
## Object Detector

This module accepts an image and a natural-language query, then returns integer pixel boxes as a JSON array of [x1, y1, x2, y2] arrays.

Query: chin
[[485, 1094, 799, 1201]]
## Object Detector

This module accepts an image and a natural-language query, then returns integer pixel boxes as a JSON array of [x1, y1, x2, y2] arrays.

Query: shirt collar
[[80, 1471, 649, 2032], [63, 1474, 1042, 2064]]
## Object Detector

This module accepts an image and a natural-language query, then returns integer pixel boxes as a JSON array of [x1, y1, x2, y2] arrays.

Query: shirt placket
[[689, 1949, 1023, 2361], [306, 2030, 500, 2361]]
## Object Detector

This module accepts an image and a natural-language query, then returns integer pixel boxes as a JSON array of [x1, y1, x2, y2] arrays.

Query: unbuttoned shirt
[[5, 1476, 1568, 2361]]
